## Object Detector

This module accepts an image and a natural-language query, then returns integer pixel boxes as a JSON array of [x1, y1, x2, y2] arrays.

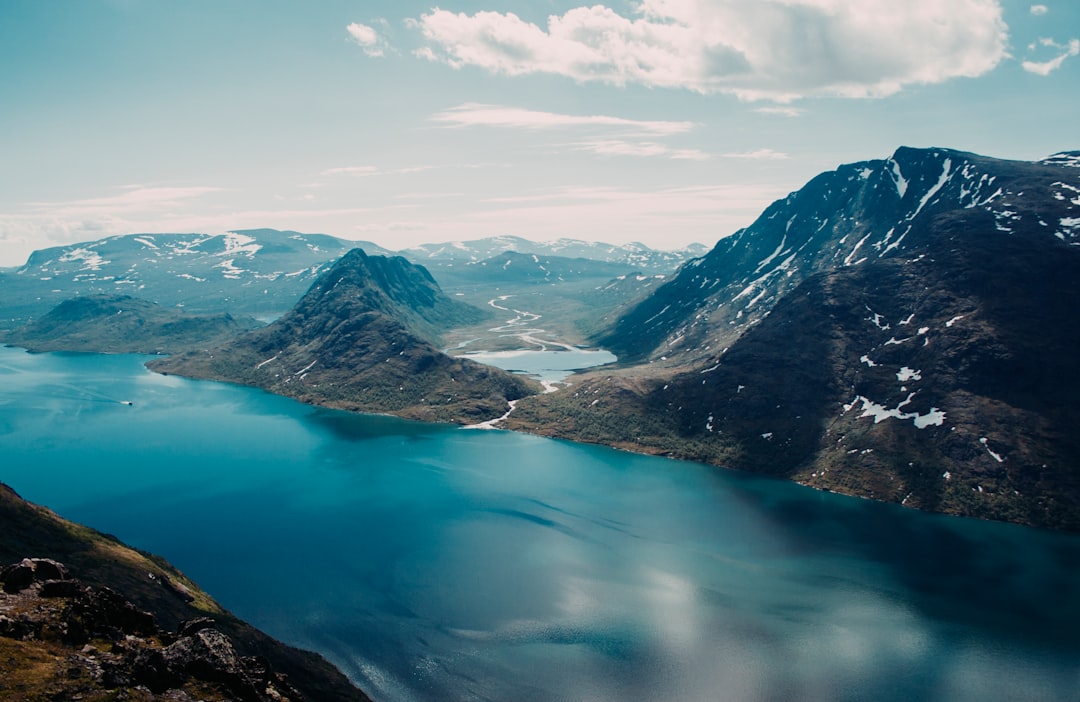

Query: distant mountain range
[[402, 235, 707, 272], [508, 147, 1080, 530], [0, 229, 374, 322], [0, 230, 702, 326], [149, 250, 538, 424]]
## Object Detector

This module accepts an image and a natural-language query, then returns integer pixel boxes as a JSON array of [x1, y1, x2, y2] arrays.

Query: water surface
[[1, 346, 1078, 702], [458, 347, 617, 383]]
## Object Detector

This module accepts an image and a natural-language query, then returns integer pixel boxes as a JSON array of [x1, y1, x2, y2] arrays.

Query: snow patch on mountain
[[844, 394, 946, 429], [59, 248, 108, 271]]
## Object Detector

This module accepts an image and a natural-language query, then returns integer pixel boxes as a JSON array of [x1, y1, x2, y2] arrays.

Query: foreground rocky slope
[[0, 483, 371, 701], [509, 148, 1080, 530], [151, 249, 537, 424]]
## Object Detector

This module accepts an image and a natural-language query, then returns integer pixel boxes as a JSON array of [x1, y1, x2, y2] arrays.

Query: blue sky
[[1, 0, 1077, 266]]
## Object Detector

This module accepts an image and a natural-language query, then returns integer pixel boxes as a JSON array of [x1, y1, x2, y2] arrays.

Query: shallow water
[[458, 347, 617, 383], [1, 346, 1078, 702]]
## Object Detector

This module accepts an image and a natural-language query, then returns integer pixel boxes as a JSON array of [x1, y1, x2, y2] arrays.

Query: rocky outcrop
[[0, 557, 308, 701], [0, 482, 371, 701]]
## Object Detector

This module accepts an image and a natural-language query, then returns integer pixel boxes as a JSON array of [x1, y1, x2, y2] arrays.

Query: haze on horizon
[[1, 0, 1077, 267]]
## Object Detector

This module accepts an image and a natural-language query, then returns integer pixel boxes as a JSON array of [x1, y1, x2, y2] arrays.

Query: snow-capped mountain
[[1, 229, 390, 321], [401, 236, 707, 272], [602, 147, 1080, 364]]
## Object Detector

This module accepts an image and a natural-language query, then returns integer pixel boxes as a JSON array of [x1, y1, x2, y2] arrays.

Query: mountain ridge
[[599, 146, 1080, 366]]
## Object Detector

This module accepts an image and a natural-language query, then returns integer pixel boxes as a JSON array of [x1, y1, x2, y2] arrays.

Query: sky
[[1, 0, 1077, 267]]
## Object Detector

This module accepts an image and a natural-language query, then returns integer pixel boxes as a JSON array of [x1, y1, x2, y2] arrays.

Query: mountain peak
[[150, 249, 536, 424], [600, 146, 1080, 366], [297, 248, 481, 342]]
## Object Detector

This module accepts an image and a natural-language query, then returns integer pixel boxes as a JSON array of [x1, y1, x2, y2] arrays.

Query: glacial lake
[[1, 345, 1079, 702], [456, 347, 617, 384]]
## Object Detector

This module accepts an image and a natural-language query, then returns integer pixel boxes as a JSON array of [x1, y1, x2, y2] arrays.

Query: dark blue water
[[2, 345, 1079, 701]]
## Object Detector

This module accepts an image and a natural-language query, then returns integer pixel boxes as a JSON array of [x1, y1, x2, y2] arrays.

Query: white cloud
[[319, 165, 438, 179], [321, 165, 381, 177], [573, 139, 710, 160], [1030, 5, 1049, 15], [722, 148, 788, 160], [431, 103, 696, 135], [431, 103, 705, 160], [27, 186, 224, 215], [1022, 38, 1080, 75], [347, 21, 388, 57], [411, 0, 1008, 101], [754, 106, 804, 118]]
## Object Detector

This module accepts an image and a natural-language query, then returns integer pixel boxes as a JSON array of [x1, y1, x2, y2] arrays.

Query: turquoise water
[[1, 345, 1079, 701], [458, 347, 617, 383]]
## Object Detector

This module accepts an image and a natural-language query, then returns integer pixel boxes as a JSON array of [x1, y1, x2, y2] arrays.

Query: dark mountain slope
[[1, 294, 256, 353], [601, 147, 1080, 365], [0, 482, 371, 700], [150, 249, 536, 424], [508, 148, 1080, 530]]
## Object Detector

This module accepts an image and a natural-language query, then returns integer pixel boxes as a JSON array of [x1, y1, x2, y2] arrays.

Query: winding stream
[[453, 295, 616, 392]]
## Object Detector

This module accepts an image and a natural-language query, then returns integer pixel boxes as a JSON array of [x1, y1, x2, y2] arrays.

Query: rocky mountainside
[[402, 235, 707, 273], [1, 294, 257, 354], [0, 482, 370, 701], [601, 147, 1080, 366], [0, 229, 387, 323], [508, 147, 1080, 530], [150, 249, 537, 424]]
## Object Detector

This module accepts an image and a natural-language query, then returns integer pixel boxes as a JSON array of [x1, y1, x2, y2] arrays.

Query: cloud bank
[[411, 0, 1009, 101]]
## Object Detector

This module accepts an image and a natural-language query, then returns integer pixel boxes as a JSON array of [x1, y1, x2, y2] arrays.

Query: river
[[1, 345, 1078, 701]]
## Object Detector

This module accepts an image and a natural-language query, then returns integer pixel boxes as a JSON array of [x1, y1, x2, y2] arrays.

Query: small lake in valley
[[457, 347, 617, 384], [1, 345, 1078, 702]]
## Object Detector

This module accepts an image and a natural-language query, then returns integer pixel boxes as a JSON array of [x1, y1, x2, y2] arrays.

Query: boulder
[[1, 557, 71, 593]]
